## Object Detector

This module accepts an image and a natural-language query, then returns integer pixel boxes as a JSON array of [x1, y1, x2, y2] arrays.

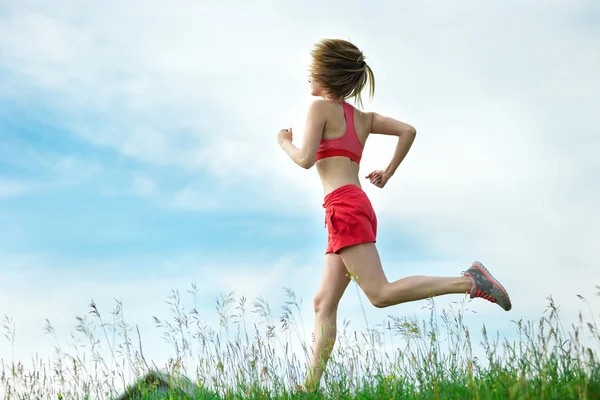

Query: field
[[2, 285, 600, 399]]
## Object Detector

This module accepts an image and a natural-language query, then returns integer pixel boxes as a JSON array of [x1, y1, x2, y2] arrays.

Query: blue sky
[[0, 104, 427, 262], [1, 0, 600, 388]]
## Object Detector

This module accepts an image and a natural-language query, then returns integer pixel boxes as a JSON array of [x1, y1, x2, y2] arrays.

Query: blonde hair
[[310, 38, 375, 109]]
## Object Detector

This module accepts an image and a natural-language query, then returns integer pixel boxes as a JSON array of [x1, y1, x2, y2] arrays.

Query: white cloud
[[2, 0, 596, 215], [0, 1, 596, 280], [0, 179, 31, 197], [131, 176, 156, 197]]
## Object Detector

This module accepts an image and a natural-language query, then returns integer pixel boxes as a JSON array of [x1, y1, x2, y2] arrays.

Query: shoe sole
[[471, 261, 512, 311]]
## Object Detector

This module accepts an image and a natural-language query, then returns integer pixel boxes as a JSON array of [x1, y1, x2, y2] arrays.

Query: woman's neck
[[321, 94, 344, 103]]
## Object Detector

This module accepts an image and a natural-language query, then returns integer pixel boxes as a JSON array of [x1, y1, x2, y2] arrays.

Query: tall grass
[[2, 283, 599, 399]]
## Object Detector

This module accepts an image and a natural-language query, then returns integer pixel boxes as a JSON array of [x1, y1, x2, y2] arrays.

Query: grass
[[2, 283, 600, 399]]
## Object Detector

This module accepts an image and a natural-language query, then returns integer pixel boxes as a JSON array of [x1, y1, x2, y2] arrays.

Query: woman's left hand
[[365, 170, 391, 188], [278, 128, 293, 146]]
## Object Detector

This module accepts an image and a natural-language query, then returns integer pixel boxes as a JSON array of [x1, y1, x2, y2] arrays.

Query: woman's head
[[309, 39, 375, 108]]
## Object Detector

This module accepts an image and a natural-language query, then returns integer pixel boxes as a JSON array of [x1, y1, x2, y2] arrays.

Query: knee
[[369, 296, 388, 309], [313, 295, 323, 313], [366, 286, 390, 309], [313, 294, 338, 315]]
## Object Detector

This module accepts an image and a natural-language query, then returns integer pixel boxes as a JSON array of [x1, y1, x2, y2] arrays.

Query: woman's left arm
[[278, 100, 327, 169]]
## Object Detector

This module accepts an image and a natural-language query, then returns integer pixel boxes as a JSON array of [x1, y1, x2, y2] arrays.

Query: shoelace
[[473, 288, 496, 303]]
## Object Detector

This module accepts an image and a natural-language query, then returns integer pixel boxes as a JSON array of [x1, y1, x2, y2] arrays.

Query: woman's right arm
[[370, 112, 417, 179]]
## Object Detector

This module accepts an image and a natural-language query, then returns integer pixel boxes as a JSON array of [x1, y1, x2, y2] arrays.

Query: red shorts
[[323, 184, 378, 254]]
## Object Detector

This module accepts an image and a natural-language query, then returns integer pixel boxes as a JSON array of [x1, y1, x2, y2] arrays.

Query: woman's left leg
[[305, 253, 351, 392]]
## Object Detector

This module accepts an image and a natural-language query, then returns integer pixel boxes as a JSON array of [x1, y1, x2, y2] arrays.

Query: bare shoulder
[[307, 100, 351, 126], [307, 99, 332, 114], [368, 111, 417, 137]]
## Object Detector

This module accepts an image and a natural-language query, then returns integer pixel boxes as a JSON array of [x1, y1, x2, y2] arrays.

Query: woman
[[277, 38, 512, 391]]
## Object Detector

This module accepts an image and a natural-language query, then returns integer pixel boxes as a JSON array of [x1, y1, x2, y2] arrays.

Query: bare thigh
[[313, 253, 351, 313], [339, 242, 472, 307], [338, 242, 388, 300]]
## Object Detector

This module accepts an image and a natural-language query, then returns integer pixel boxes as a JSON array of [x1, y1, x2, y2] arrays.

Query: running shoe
[[463, 261, 512, 311]]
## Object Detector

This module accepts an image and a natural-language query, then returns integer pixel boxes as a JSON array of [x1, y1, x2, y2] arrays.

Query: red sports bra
[[315, 102, 364, 164]]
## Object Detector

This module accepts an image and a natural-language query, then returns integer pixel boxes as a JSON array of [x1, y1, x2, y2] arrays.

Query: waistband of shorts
[[323, 184, 365, 208]]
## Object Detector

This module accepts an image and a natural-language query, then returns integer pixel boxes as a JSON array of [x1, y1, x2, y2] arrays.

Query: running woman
[[277, 38, 512, 392]]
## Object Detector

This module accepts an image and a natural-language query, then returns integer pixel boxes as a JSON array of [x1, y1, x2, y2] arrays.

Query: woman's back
[[315, 100, 373, 195]]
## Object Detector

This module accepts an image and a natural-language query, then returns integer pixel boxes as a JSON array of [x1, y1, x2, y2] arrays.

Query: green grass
[[2, 283, 600, 399]]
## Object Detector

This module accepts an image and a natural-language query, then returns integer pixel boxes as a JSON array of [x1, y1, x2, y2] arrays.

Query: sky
[[1, 0, 600, 392]]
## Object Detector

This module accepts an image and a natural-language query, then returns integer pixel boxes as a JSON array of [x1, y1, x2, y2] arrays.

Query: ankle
[[463, 276, 474, 292]]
